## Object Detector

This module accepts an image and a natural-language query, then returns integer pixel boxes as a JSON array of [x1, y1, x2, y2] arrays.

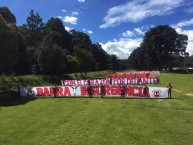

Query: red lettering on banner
[[126, 86, 131, 95], [89, 80, 93, 85], [105, 86, 110, 95], [84, 80, 87, 85], [50, 87, 54, 96], [57, 87, 63, 96], [65, 80, 69, 86], [111, 86, 117, 95], [36, 88, 43, 96], [44, 88, 50, 96], [77, 80, 81, 85], [81, 86, 88, 95], [95, 79, 99, 85], [93, 87, 99, 95], [64, 87, 71, 96]]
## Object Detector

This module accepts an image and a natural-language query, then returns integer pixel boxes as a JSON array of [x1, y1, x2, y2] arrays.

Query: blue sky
[[1, 0, 193, 59]]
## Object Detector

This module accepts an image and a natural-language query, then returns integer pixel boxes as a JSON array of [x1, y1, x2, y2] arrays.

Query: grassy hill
[[0, 73, 193, 145]]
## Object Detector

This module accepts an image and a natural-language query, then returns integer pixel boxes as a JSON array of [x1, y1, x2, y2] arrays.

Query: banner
[[20, 85, 168, 99], [61, 77, 158, 86], [117, 71, 160, 75]]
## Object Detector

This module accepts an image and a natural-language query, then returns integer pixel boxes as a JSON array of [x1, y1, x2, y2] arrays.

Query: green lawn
[[0, 73, 193, 145]]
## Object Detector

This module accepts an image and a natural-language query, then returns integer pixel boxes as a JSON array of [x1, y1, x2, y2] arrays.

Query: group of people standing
[[87, 83, 150, 98], [87, 83, 105, 98]]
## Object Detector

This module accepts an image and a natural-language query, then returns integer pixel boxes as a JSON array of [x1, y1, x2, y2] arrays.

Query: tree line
[[0, 7, 125, 75], [0, 7, 192, 75]]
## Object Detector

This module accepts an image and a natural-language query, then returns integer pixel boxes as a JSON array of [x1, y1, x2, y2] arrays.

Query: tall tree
[[44, 17, 73, 53], [38, 44, 67, 74], [15, 27, 30, 74], [0, 7, 16, 24], [109, 55, 120, 72], [91, 43, 110, 70], [128, 25, 188, 70], [23, 10, 44, 46], [71, 30, 92, 51], [74, 46, 95, 76], [0, 15, 19, 73]]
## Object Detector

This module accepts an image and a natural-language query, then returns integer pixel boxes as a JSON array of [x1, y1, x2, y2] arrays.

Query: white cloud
[[171, 18, 193, 56], [56, 16, 62, 19], [78, 0, 85, 2], [63, 16, 78, 25], [172, 18, 193, 28], [100, 38, 142, 59], [121, 26, 148, 38], [72, 11, 79, 16], [99, 0, 184, 28], [175, 28, 193, 56], [87, 30, 93, 34], [62, 9, 67, 13], [83, 28, 93, 34], [65, 26, 73, 32], [122, 30, 134, 37]]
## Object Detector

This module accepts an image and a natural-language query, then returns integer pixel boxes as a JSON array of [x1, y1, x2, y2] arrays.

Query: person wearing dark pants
[[100, 83, 105, 98], [121, 84, 126, 98], [87, 85, 93, 98], [167, 83, 172, 98]]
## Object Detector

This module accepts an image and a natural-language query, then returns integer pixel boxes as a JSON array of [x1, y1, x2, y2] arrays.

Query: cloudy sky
[[1, 0, 193, 59]]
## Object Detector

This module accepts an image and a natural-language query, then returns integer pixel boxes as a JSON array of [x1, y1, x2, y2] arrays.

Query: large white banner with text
[[20, 85, 168, 98]]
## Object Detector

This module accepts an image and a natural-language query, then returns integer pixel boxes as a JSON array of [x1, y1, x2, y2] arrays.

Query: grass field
[[0, 73, 193, 145]]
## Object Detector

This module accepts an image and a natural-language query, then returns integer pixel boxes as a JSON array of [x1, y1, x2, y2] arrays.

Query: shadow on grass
[[0, 91, 36, 107]]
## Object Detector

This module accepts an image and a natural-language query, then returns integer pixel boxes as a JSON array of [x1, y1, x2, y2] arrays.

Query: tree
[[43, 31, 65, 48], [128, 25, 188, 70], [74, 46, 95, 76], [109, 55, 120, 72], [0, 7, 16, 24], [71, 30, 92, 51], [44, 17, 73, 53], [0, 15, 19, 73], [23, 10, 44, 46], [15, 27, 30, 74], [91, 43, 110, 70], [66, 55, 80, 73], [38, 44, 67, 74]]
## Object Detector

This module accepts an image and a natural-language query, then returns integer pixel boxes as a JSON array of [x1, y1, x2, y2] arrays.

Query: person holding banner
[[121, 83, 126, 98], [167, 83, 172, 98], [100, 83, 105, 98], [87, 85, 93, 98], [143, 83, 150, 98], [53, 85, 58, 98]]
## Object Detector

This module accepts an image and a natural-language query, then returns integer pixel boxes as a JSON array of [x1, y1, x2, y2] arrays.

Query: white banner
[[20, 85, 168, 99]]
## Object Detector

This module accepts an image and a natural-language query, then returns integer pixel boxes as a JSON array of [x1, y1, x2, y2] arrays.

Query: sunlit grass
[[0, 73, 193, 145]]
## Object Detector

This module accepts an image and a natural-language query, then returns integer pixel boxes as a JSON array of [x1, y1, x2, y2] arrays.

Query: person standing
[[100, 83, 105, 98], [121, 83, 126, 98], [167, 83, 172, 98], [87, 85, 93, 98], [143, 83, 150, 98], [53, 85, 58, 98]]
